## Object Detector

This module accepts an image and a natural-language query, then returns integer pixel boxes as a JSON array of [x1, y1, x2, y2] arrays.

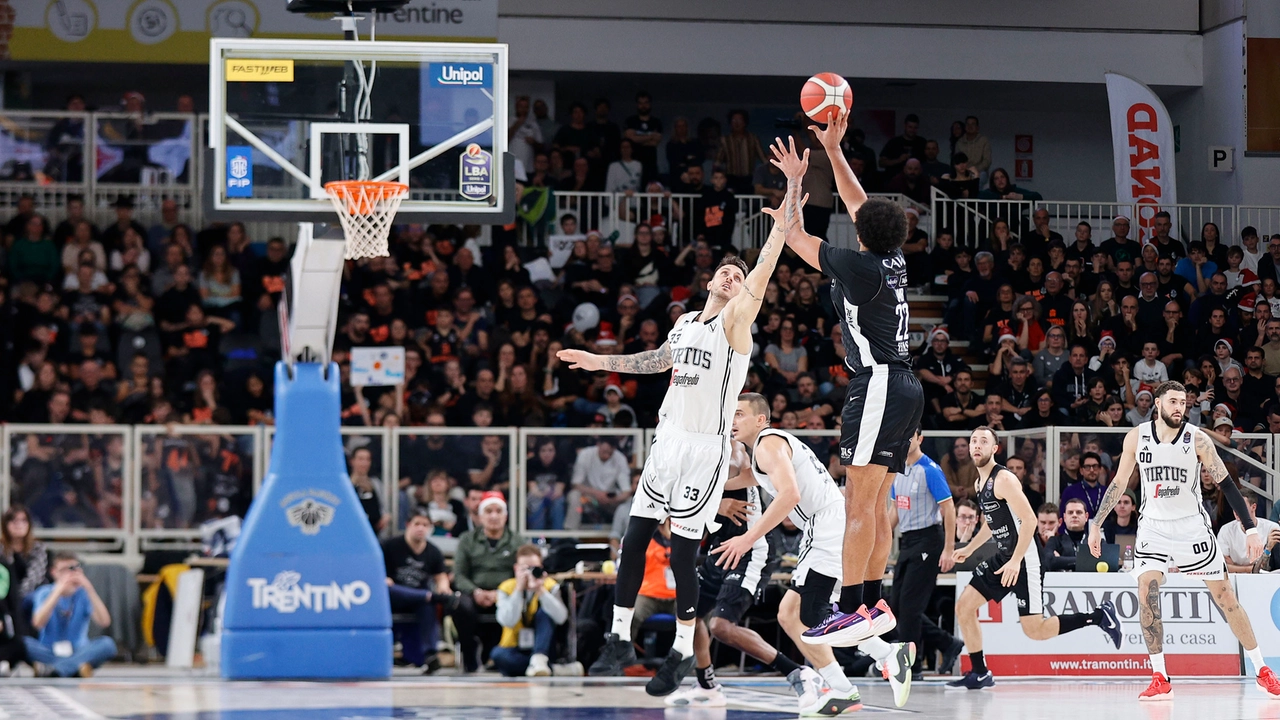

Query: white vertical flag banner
[[1105, 72, 1177, 243]]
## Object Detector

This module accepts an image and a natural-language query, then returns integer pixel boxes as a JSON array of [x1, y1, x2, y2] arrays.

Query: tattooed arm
[[556, 341, 672, 374], [1088, 427, 1138, 558], [1197, 429, 1264, 560], [723, 136, 809, 355]]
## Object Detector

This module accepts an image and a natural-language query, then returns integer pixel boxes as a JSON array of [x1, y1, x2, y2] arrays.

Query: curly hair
[[853, 197, 909, 254]]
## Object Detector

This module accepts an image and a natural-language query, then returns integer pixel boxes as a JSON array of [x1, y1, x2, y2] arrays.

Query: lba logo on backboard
[[430, 63, 491, 88], [459, 143, 493, 201], [226, 145, 253, 197]]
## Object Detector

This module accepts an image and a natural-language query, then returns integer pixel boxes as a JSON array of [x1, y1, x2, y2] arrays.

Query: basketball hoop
[[323, 180, 409, 259]]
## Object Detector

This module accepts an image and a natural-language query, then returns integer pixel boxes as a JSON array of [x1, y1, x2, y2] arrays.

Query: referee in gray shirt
[[889, 429, 963, 677]]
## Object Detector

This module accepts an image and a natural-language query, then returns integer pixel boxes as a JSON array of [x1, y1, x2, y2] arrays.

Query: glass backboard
[[208, 38, 510, 222]]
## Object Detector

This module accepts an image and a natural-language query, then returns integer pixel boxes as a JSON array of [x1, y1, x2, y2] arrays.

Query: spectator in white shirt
[[1133, 341, 1168, 385], [565, 439, 632, 529], [1218, 487, 1280, 573], [1241, 226, 1264, 274], [509, 95, 543, 170], [605, 139, 643, 195]]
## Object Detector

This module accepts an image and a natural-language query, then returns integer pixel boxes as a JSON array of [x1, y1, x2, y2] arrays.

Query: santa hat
[[616, 294, 639, 308], [1098, 331, 1116, 349], [998, 332, 1018, 345], [670, 286, 692, 304], [648, 213, 667, 230], [1215, 338, 1233, 353], [929, 326, 950, 342], [1239, 292, 1258, 312], [1241, 269, 1261, 287], [596, 321, 617, 346], [1214, 402, 1235, 418], [604, 372, 624, 397], [1136, 388, 1154, 401], [478, 491, 507, 513]]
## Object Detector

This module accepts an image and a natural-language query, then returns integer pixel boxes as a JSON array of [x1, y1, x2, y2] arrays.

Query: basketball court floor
[[2, 671, 1278, 720]]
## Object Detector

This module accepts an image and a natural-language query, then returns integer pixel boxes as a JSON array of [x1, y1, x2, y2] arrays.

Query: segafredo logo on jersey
[[429, 63, 491, 88], [1152, 484, 1181, 499], [247, 571, 371, 614]]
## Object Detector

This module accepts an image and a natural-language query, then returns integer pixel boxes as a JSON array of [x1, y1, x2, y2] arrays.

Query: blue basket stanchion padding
[[221, 362, 391, 679]]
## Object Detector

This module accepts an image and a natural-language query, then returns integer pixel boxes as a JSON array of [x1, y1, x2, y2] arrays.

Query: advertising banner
[[8, 0, 498, 64], [1105, 72, 1178, 243], [1231, 573, 1280, 674], [956, 571, 1240, 676]]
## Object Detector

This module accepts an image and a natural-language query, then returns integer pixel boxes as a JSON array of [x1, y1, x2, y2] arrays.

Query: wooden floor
[[3, 669, 1280, 719]]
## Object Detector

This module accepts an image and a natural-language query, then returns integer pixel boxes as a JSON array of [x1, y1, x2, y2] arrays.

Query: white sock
[[1150, 653, 1166, 677], [1247, 646, 1266, 674], [612, 606, 634, 641], [673, 622, 695, 658], [859, 636, 893, 663], [818, 661, 855, 694]]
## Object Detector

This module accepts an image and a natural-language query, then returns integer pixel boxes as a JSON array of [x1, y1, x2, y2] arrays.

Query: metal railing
[[4, 421, 1280, 552]]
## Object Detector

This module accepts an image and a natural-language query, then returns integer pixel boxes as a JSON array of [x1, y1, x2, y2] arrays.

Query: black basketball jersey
[[977, 464, 1020, 557], [818, 243, 911, 372]]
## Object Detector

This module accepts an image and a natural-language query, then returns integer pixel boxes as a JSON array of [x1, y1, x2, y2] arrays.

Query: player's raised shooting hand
[[556, 348, 602, 371], [810, 107, 848, 152], [770, 136, 810, 181], [760, 192, 808, 222]]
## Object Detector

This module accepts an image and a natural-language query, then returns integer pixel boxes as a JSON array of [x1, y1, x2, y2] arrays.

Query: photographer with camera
[[23, 551, 116, 677], [492, 544, 575, 677]]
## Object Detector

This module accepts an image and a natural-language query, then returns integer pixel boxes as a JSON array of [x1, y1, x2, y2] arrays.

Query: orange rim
[[324, 180, 409, 215]]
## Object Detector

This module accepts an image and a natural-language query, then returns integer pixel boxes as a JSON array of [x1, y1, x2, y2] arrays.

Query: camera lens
[[530, 566, 545, 578]]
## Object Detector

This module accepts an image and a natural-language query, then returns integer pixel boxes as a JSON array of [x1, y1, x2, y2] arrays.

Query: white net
[[323, 181, 409, 259]]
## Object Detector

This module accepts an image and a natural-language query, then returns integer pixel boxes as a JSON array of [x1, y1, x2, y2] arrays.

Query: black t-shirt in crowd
[[382, 536, 446, 590]]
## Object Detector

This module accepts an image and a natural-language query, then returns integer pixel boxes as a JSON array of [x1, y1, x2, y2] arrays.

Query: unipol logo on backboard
[[430, 63, 491, 88], [460, 143, 493, 201]]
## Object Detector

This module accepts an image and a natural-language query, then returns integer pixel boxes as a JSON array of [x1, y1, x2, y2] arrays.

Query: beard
[[1158, 406, 1182, 429]]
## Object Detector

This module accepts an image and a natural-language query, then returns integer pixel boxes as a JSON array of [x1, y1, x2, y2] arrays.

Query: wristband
[[1247, 528, 1260, 538]]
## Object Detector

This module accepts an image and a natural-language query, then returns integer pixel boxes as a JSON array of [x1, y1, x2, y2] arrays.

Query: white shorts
[[632, 427, 730, 540], [792, 502, 845, 593], [1131, 515, 1225, 581]]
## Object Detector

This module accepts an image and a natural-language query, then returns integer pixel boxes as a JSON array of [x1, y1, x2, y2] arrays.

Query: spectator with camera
[[23, 551, 115, 677], [492, 544, 576, 677]]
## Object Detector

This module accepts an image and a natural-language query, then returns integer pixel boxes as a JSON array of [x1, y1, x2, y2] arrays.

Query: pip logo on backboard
[[429, 63, 491, 88], [226, 146, 253, 197]]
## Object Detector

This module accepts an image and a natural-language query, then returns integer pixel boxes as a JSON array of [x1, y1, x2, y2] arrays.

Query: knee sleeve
[[669, 534, 701, 621], [615, 516, 661, 608], [799, 572, 839, 627]]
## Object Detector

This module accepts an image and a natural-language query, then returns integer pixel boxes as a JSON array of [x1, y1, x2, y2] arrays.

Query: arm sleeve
[[818, 244, 882, 306], [495, 588, 523, 628], [925, 463, 953, 502], [1219, 479, 1257, 531]]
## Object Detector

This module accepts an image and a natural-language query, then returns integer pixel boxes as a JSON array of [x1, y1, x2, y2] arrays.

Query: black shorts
[[696, 558, 758, 624], [967, 554, 1044, 617], [839, 366, 923, 474]]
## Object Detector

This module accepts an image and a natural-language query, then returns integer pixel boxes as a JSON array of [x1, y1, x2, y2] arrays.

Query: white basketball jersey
[[750, 429, 845, 528], [1135, 420, 1206, 521], [657, 311, 750, 436]]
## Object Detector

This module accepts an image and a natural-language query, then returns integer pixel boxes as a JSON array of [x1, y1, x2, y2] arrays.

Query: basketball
[[801, 72, 853, 123], [1096, 561, 1110, 572]]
